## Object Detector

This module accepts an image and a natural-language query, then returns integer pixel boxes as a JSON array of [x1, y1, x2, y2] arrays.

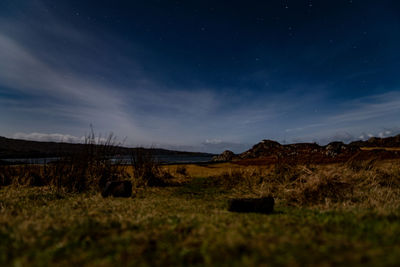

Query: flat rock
[[228, 197, 274, 214]]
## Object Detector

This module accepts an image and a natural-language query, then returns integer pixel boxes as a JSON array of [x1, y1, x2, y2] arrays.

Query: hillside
[[0, 136, 213, 159]]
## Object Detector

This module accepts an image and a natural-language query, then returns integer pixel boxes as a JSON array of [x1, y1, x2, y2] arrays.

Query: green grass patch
[[1, 180, 400, 266]]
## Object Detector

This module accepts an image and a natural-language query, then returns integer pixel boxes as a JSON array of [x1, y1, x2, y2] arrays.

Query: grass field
[[1, 160, 400, 266]]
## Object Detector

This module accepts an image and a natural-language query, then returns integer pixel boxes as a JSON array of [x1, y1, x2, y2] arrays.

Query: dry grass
[[204, 159, 400, 213], [161, 162, 269, 179], [361, 147, 400, 151]]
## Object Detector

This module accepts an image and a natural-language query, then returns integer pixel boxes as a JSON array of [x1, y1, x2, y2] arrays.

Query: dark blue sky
[[1, 0, 400, 153]]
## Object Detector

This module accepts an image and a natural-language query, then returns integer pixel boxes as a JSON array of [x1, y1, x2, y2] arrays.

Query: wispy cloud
[[280, 90, 400, 145], [329, 91, 400, 124], [13, 132, 84, 143]]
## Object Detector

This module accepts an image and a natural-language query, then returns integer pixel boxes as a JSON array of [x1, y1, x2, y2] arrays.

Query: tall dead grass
[[130, 148, 172, 187], [0, 131, 128, 193], [0, 132, 175, 192]]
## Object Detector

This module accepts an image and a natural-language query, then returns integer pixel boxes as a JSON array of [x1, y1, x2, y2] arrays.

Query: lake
[[2, 154, 214, 165]]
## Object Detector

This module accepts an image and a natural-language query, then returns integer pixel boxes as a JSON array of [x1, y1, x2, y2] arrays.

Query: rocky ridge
[[212, 134, 400, 164]]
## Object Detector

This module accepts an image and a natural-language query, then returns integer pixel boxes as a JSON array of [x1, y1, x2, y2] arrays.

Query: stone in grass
[[101, 180, 132, 198], [228, 197, 274, 214]]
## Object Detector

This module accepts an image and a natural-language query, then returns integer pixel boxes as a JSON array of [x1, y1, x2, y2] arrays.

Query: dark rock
[[350, 134, 400, 148], [101, 180, 132, 198], [228, 197, 274, 214], [212, 150, 236, 162]]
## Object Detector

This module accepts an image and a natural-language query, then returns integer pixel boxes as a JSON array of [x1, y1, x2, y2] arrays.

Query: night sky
[[1, 1, 400, 153]]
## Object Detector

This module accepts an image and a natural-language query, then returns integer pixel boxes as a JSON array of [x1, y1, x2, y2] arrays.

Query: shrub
[[176, 165, 187, 176]]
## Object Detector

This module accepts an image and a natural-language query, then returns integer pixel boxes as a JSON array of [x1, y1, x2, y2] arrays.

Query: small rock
[[228, 197, 274, 214]]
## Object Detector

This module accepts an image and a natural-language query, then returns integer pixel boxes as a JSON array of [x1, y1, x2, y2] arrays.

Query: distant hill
[[0, 136, 213, 159]]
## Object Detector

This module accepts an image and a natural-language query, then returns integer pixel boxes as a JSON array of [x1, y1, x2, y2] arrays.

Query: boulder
[[325, 141, 346, 157], [101, 180, 132, 198], [228, 197, 274, 214]]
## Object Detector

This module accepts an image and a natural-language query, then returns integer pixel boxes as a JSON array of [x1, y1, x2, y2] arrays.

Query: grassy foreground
[[1, 161, 400, 266]]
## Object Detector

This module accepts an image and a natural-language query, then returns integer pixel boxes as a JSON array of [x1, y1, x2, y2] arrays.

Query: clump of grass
[[279, 161, 400, 211], [130, 148, 172, 187], [284, 168, 354, 205], [176, 165, 187, 176]]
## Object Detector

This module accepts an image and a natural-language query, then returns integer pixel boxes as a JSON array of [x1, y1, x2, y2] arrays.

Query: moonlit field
[[1, 1, 400, 266]]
